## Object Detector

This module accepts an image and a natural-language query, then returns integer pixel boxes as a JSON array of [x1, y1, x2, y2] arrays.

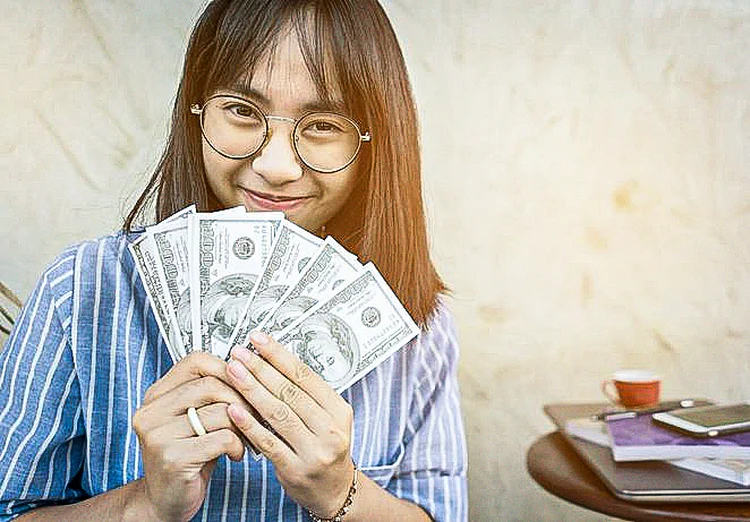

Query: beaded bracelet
[[309, 465, 359, 522]]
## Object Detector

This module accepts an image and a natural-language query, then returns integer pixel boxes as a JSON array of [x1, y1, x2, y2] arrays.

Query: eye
[[227, 103, 261, 120], [300, 115, 348, 137], [311, 120, 339, 132], [230, 104, 253, 116], [212, 97, 264, 126]]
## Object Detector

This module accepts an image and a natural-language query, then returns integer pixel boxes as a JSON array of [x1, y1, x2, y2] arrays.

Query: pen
[[591, 399, 706, 422]]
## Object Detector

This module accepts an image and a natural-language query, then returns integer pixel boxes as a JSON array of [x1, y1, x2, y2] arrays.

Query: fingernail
[[227, 359, 250, 380], [249, 330, 269, 346], [228, 403, 250, 424], [230, 345, 252, 359]]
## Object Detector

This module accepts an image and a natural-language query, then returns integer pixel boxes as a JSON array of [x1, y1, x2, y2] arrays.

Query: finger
[[246, 331, 345, 414], [137, 412, 247, 464], [143, 352, 230, 404], [230, 346, 324, 423], [177, 403, 236, 439], [181, 404, 262, 452], [140, 401, 259, 458], [226, 357, 315, 452], [227, 403, 297, 467], [136, 376, 248, 433], [178, 430, 247, 465], [193, 429, 246, 462]]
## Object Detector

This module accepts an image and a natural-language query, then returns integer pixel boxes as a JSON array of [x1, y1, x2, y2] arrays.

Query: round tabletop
[[527, 431, 750, 522]]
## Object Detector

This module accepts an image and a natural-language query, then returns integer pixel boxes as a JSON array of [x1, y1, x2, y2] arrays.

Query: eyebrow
[[224, 83, 347, 114]]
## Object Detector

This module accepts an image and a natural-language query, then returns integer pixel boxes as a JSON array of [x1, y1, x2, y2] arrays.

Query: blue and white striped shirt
[[0, 232, 467, 521]]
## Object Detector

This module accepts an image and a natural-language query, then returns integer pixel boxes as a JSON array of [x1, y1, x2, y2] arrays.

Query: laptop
[[544, 402, 750, 502]]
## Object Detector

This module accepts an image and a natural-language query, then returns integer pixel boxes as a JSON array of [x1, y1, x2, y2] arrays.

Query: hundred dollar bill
[[128, 205, 196, 361], [149, 218, 194, 354], [276, 263, 419, 392], [130, 234, 182, 361], [189, 212, 283, 358], [183, 206, 249, 352], [184, 206, 247, 256], [258, 236, 361, 338], [229, 219, 324, 349]]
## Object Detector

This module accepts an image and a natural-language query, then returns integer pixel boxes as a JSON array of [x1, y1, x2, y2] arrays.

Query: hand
[[132, 352, 248, 522], [225, 332, 355, 519]]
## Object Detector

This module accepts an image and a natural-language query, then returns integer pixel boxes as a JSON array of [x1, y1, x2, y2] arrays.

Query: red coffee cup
[[601, 369, 661, 408]]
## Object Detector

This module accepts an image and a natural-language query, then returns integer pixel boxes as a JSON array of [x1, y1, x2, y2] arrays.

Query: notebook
[[564, 413, 750, 485], [606, 414, 750, 462], [544, 403, 750, 502]]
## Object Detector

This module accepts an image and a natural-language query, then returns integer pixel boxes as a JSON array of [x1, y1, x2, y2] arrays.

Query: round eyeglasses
[[190, 94, 372, 174]]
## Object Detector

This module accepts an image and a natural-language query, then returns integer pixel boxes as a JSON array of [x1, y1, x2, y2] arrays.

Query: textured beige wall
[[2, 1, 750, 521]]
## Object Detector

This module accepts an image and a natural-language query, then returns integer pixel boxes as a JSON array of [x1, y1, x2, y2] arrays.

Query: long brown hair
[[124, 0, 445, 326]]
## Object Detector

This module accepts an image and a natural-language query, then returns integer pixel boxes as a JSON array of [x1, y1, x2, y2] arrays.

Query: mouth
[[241, 188, 312, 212]]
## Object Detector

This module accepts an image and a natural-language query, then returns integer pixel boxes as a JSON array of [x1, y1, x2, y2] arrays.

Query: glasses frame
[[190, 94, 372, 174]]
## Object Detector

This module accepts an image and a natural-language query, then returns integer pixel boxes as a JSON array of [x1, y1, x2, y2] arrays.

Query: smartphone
[[652, 403, 750, 438]]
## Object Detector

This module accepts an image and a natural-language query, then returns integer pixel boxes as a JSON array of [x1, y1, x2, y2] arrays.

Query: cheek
[[320, 168, 358, 212], [203, 142, 222, 175], [202, 143, 234, 195], [202, 143, 218, 185]]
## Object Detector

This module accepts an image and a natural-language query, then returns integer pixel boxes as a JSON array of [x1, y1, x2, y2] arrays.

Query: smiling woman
[[0, 1, 467, 521], [125, 0, 443, 327], [196, 29, 362, 234]]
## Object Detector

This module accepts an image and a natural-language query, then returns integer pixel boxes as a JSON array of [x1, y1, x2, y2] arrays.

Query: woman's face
[[201, 29, 359, 234]]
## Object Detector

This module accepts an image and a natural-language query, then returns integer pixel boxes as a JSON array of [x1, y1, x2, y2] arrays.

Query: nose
[[251, 121, 303, 184]]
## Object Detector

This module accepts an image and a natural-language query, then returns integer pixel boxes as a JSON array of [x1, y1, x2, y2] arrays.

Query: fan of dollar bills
[[129, 204, 419, 393]]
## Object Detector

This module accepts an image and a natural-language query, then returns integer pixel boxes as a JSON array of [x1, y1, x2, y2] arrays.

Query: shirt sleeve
[[385, 304, 468, 522], [0, 252, 87, 520]]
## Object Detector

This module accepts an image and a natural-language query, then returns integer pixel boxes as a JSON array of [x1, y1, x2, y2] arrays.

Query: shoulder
[[420, 297, 459, 351], [45, 231, 135, 276], [426, 297, 458, 336], [38, 231, 138, 307], [404, 297, 460, 370], [67, 230, 137, 266]]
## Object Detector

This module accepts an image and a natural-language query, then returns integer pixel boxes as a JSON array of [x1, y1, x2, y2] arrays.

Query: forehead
[[227, 25, 344, 110]]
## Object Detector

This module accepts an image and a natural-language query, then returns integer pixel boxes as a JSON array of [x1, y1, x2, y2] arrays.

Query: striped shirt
[[0, 232, 467, 521]]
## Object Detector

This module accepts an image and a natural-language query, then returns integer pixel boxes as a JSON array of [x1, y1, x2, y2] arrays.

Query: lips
[[241, 188, 312, 212]]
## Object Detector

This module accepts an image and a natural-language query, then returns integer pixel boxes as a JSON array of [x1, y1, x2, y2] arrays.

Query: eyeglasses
[[190, 94, 372, 174]]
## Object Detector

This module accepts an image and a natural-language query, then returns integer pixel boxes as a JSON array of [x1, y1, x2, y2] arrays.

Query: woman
[[0, 1, 467, 520]]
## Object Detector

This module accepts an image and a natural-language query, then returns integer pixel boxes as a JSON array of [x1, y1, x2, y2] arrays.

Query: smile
[[242, 188, 312, 212]]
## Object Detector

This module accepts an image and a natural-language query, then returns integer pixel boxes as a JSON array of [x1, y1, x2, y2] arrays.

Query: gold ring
[[187, 406, 207, 437]]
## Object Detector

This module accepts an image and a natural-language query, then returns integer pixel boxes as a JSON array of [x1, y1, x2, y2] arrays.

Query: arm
[[15, 481, 154, 522], [2, 237, 261, 522], [0, 258, 89, 520], [380, 307, 468, 521], [18, 462, 427, 522], [8, 350, 249, 522], [224, 331, 434, 521]]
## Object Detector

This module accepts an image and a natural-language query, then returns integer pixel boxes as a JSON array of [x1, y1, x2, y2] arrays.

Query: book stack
[[565, 414, 750, 486]]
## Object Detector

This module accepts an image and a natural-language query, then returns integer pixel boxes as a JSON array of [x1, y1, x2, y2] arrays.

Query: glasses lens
[[201, 96, 267, 158], [295, 113, 362, 172]]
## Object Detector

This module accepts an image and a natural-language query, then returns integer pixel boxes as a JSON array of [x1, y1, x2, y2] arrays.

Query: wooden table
[[527, 430, 750, 521]]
